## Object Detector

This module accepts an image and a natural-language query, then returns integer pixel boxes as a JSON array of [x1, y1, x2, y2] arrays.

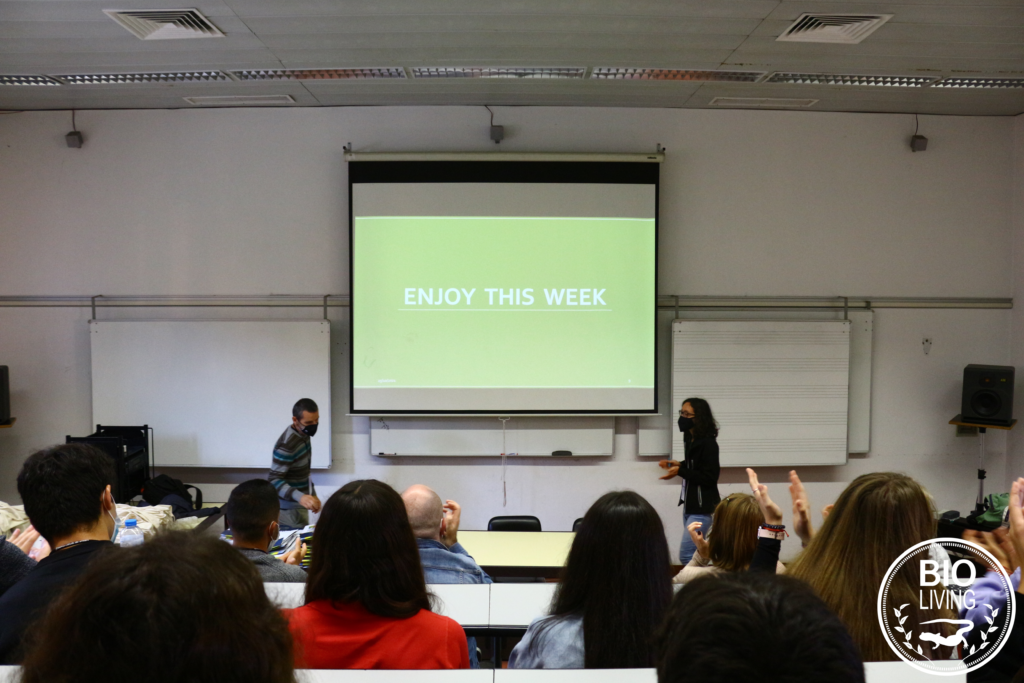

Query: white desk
[[495, 670, 656, 683], [298, 671, 493, 683], [864, 661, 965, 682], [0, 662, 968, 682], [265, 583, 497, 629], [489, 583, 557, 628], [458, 532, 573, 569]]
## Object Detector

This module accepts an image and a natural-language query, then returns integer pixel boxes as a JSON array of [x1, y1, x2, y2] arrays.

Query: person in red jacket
[[285, 479, 469, 670]]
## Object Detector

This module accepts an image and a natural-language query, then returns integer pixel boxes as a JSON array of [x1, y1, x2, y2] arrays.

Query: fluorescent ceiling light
[[232, 68, 405, 80], [592, 68, 764, 82], [931, 77, 1024, 89], [412, 67, 585, 79], [0, 75, 62, 86], [766, 72, 937, 87], [56, 71, 229, 84]]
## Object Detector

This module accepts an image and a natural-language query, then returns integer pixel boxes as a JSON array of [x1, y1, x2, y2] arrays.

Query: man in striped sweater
[[268, 398, 322, 530]]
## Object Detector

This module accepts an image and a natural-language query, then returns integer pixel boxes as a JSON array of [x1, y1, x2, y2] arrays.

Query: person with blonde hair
[[673, 492, 786, 583], [786, 471, 954, 661]]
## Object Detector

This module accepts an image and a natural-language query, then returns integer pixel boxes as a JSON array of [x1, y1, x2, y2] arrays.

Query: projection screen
[[349, 160, 658, 414]]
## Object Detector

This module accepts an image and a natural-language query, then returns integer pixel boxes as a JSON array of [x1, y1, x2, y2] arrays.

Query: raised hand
[[746, 468, 784, 526], [658, 460, 680, 480], [442, 499, 462, 547], [788, 470, 814, 545], [687, 520, 710, 560]]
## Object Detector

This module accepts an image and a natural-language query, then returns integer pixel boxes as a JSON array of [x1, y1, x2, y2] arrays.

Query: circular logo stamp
[[878, 539, 1015, 675]]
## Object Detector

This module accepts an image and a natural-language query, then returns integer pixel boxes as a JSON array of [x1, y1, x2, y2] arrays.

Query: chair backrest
[[488, 515, 541, 532], [572, 517, 583, 532]]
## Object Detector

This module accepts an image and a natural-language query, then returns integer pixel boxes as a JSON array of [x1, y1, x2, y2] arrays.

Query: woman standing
[[658, 397, 721, 565]]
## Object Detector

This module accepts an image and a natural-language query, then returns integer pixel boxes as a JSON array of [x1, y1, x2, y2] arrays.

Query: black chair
[[487, 515, 541, 532], [572, 517, 583, 533]]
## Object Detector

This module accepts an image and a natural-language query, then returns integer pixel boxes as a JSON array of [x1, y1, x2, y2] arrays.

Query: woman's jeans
[[679, 513, 713, 565]]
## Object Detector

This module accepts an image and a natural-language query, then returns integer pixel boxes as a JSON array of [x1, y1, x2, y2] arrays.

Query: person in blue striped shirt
[[268, 398, 322, 530]]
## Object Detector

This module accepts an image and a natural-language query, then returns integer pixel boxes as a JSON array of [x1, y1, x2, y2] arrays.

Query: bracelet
[[762, 523, 786, 530], [758, 527, 787, 541]]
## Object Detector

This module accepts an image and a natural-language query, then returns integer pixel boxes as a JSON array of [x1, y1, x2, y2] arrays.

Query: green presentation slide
[[353, 216, 655, 390]]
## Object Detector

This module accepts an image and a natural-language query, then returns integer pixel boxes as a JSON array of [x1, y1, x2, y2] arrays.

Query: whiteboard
[[640, 311, 871, 458], [671, 319, 850, 467], [370, 416, 614, 457], [90, 321, 331, 468]]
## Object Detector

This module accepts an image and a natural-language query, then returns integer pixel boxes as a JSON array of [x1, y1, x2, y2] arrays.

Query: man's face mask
[[301, 423, 318, 437]]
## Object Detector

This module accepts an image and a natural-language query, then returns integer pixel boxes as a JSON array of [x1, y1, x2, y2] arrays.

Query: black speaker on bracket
[[961, 364, 1015, 426], [0, 366, 10, 424]]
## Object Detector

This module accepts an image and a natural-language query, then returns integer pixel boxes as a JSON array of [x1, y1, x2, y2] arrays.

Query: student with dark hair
[[286, 479, 469, 669], [226, 479, 308, 582], [0, 443, 117, 663], [655, 572, 864, 683], [508, 490, 672, 669], [269, 397, 321, 530], [657, 397, 722, 564], [19, 532, 295, 683]]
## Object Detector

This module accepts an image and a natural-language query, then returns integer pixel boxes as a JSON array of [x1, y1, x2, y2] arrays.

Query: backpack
[[141, 474, 203, 512]]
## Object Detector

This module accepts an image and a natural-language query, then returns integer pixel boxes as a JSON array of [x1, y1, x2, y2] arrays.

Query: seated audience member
[[225, 479, 307, 583], [19, 532, 294, 683], [287, 479, 469, 669], [786, 471, 954, 661], [0, 526, 49, 598], [509, 490, 672, 669], [673, 492, 786, 583], [655, 572, 864, 683], [402, 485, 491, 668], [0, 443, 119, 663]]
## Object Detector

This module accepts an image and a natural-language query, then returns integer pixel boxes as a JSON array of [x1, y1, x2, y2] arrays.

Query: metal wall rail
[[0, 294, 1012, 315]]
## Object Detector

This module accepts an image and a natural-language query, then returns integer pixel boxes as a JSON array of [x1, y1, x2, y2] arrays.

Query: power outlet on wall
[[922, 337, 932, 355]]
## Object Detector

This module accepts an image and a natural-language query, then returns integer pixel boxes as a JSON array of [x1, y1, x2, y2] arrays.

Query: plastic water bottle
[[119, 518, 144, 547]]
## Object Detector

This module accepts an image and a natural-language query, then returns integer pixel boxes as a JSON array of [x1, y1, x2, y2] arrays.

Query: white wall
[[1010, 113, 1024, 482], [0, 106, 1016, 559]]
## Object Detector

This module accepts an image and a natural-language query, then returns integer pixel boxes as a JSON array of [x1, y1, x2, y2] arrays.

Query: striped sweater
[[269, 425, 313, 508]]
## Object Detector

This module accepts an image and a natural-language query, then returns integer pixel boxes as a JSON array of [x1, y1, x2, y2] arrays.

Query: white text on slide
[[403, 288, 607, 307]]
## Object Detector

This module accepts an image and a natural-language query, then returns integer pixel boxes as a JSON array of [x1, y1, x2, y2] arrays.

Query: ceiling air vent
[[709, 97, 818, 108], [183, 94, 295, 106], [232, 68, 405, 81], [777, 14, 893, 44], [412, 67, 585, 79], [56, 71, 229, 84], [103, 9, 225, 40], [0, 75, 62, 86], [592, 68, 765, 82]]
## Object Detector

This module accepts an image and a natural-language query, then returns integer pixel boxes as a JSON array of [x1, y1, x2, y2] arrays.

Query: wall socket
[[922, 337, 932, 355]]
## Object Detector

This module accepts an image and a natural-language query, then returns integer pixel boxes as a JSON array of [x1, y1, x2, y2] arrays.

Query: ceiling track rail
[[0, 295, 1010, 310]]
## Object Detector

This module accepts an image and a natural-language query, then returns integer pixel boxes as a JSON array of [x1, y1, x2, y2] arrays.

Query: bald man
[[402, 485, 491, 669]]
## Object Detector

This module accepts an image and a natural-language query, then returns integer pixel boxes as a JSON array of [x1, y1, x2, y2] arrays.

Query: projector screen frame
[[347, 158, 660, 416]]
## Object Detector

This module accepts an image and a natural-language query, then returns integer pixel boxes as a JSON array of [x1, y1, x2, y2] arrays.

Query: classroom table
[[0, 663, 968, 682], [457, 531, 573, 579]]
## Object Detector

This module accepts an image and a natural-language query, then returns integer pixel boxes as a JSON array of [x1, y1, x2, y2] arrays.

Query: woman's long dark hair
[[20, 532, 294, 683], [538, 490, 672, 668], [683, 397, 719, 439], [304, 479, 432, 619]]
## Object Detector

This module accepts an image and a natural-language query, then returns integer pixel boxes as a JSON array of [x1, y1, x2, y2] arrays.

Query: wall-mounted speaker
[[0, 366, 9, 424], [961, 364, 1015, 425]]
